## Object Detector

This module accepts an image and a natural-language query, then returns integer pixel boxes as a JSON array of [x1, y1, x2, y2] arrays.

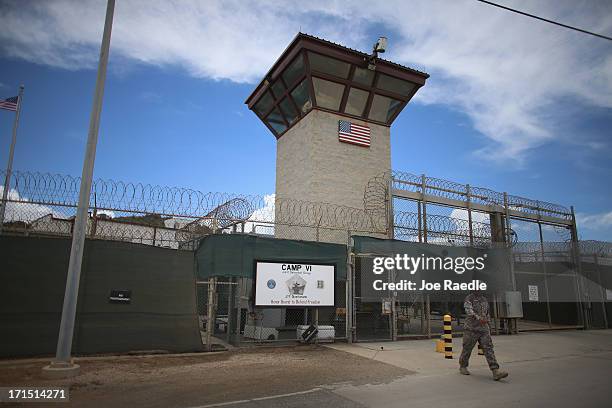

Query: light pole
[[42, 0, 115, 379]]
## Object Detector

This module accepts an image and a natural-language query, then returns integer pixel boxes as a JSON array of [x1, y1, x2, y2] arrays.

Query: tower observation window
[[312, 77, 345, 111], [368, 94, 402, 122], [308, 52, 351, 79], [254, 91, 274, 117], [290, 79, 312, 114], [282, 54, 305, 87], [344, 87, 369, 116], [279, 97, 299, 124], [376, 73, 416, 97], [352, 66, 375, 86], [265, 108, 287, 134], [271, 80, 285, 99]]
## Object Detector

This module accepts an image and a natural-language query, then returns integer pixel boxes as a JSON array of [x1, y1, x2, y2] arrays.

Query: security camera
[[367, 37, 388, 70], [374, 37, 387, 53]]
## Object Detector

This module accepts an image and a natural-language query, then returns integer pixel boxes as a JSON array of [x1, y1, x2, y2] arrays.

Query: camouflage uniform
[[459, 293, 499, 370]]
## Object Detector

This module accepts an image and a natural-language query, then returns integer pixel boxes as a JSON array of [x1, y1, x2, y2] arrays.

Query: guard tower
[[246, 33, 429, 210]]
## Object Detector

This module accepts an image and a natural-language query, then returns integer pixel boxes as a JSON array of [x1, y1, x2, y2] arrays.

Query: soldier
[[459, 291, 508, 381]]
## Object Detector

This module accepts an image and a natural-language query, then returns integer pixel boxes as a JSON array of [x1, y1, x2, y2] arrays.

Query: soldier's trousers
[[459, 329, 499, 370]]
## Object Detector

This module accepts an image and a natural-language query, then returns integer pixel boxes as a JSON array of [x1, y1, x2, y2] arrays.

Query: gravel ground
[[0, 345, 413, 408]]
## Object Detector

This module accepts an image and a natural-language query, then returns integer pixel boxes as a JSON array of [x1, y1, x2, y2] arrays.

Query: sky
[[0, 0, 611, 241]]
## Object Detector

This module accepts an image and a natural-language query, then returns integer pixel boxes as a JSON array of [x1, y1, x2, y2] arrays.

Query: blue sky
[[0, 0, 611, 241]]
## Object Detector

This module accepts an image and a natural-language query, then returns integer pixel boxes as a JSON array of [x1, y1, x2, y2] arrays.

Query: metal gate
[[197, 277, 349, 348]]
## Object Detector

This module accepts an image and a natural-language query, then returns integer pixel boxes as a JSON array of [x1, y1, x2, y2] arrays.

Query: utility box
[[498, 291, 523, 318]]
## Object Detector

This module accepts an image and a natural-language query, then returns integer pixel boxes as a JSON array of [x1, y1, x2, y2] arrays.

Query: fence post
[[314, 308, 319, 344], [346, 231, 354, 343], [421, 174, 428, 242], [226, 280, 233, 343], [570, 206, 588, 329], [537, 221, 553, 328], [594, 254, 609, 329], [503, 192, 517, 295], [206, 277, 217, 351], [417, 201, 422, 243], [466, 184, 473, 246], [387, 175, 394, 239], [421, 176, 430, 337]]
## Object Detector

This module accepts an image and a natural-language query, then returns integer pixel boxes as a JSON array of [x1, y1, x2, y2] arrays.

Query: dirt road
[[0, 345, 412, 407]]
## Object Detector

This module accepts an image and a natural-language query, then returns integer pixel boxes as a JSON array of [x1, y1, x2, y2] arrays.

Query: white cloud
[[449, 208, 490, 225], [1, 0, 611, 162], [0, 186, 63, 222], [576, 211, 612, 230], [243, 193, 275, 233], [95, 209, 115, 218]]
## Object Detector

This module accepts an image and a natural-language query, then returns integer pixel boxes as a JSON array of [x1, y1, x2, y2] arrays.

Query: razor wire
[[0, 170, 384, 246], [365, 170, 572, 222], [393, 211, 494, 247]]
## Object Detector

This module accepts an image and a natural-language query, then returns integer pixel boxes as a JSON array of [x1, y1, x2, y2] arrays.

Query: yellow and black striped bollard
[[443, 314, 452, 359]]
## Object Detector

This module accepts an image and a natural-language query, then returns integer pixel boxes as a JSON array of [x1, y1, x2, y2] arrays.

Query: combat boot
[[459, 367, 470, 375], [492, 368, 508, 381]]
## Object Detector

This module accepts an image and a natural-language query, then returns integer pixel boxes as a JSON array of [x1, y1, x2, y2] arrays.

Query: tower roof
[[245, 33, 429, 138]]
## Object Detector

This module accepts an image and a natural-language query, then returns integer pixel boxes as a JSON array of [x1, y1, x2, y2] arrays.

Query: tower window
[[377, 73, 416, 97], [265, 108, 287, 134], [352, 67, 375, 86], [279, 97, 299, 125], [253, 91, 274, 117], [344, 87, 370, 117], [290, 79, 312, 115], [312, 77, 345, 111], [368, 94, 402, 123], [308, 52, 351, 79], [282, 54, 305, 88]]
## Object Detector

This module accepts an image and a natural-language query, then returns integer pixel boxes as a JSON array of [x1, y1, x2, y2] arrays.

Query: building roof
[[245, 32, 429, 107]]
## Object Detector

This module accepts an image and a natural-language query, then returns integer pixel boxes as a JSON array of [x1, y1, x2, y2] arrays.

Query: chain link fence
[[1, 169, 609, 348]]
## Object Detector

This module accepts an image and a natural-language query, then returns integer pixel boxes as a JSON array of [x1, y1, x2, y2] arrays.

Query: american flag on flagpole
[[0, 95, 19, 112], [338, 120, 371, 147]]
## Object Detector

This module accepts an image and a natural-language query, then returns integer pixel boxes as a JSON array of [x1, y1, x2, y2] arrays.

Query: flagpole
[[42, 0, 115, 379], [0, 85, 24, 235]]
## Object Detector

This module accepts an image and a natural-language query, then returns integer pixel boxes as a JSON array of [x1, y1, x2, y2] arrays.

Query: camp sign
[[254, 261, 335, 307]]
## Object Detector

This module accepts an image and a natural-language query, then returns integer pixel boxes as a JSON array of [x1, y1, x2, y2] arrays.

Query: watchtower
[[246, 33, 429, 210]]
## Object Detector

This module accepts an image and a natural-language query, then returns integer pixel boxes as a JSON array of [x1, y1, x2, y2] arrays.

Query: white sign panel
[[528, 285, 539, 301], [255, 262, 335, 307]]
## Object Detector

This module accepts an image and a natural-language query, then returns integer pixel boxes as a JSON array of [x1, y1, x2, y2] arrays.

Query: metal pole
[[466, 184, 473, 246], [503, 192, 517, 291], [314, 308, 319, 344], [346, 231, 353, 343], [421, 189, 431, 338], [226, 280, 233, 343], [0, 85, 24, 235], [417, 201, 422, 243], [538, 222, 553, 327], [594, 254, 608, 329], [421, 174, 428, 242], [570, 206, 588, 329], [206, 277, 217, 351], [387, 176, 394, 239], [46, 0, 115, 373]]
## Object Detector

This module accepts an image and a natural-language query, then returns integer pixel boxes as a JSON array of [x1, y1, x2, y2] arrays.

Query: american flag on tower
[[0, 95, 19, 112], [338, 120, 370, 147]]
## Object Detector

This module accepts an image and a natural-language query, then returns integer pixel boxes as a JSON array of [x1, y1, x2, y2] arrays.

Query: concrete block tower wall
[[276, 110, 390, 210]]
